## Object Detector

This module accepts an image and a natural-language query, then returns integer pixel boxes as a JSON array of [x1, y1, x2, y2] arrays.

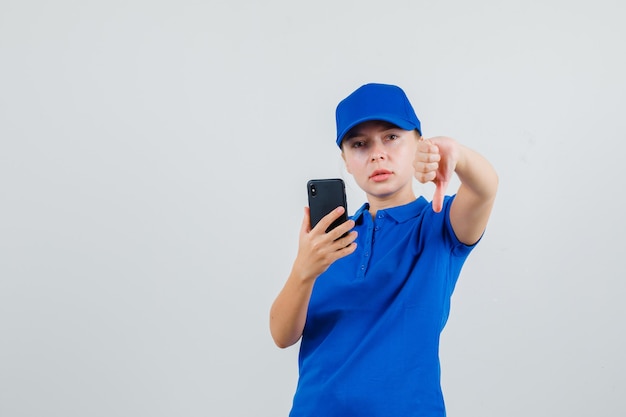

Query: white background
[[1, 1, 625, 416]]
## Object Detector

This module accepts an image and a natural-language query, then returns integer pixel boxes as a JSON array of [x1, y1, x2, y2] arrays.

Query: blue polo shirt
[[289, 196, 476, 417]]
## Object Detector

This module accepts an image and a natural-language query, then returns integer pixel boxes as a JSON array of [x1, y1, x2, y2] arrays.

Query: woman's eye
[[388, 134, 399, 141], [352, 141, 366, 148]]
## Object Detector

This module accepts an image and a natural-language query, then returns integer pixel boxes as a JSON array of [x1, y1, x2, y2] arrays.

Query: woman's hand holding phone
[[293, 206, 357, 284]]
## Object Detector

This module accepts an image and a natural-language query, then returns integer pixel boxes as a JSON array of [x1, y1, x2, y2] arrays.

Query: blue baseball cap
[[335, 83, 422, 148]]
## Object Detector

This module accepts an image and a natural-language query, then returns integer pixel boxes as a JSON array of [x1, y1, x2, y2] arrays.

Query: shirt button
[[360, 265, 365, 270]]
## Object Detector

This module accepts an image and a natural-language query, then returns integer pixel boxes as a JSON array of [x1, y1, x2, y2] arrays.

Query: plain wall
[[1, 0, 624, 416]]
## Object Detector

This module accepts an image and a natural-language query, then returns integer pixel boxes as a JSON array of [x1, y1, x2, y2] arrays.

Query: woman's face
[[341, 120, 420, 207]]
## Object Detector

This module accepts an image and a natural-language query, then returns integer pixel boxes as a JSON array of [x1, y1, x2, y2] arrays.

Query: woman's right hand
[[292, 206, 358, 283]]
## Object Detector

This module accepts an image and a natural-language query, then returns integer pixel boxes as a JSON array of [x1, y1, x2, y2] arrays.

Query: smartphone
[[307, 178, 348, 233]]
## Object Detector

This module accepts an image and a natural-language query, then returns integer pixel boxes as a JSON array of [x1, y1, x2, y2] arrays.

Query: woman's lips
[[370, 169, 392, 182]]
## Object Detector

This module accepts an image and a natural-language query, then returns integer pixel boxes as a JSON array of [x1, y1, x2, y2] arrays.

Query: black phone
[[307, 178, 348, 233]]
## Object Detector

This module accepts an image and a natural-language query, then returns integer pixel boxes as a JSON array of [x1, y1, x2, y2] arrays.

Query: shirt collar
[[351, 197, 429, 224]]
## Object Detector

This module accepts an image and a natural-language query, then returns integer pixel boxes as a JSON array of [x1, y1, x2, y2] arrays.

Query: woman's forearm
[[269, 268, 316, 349]]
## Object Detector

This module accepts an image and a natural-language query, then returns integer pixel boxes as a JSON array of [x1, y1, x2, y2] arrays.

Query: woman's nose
[[370, 151, 385, 162]]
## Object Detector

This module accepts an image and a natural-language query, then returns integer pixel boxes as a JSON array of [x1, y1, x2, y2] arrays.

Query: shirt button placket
[[359, 219, 374, 279]]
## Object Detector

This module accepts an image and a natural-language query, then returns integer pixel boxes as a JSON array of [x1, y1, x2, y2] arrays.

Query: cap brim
[[336, 115, 419, 147]]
